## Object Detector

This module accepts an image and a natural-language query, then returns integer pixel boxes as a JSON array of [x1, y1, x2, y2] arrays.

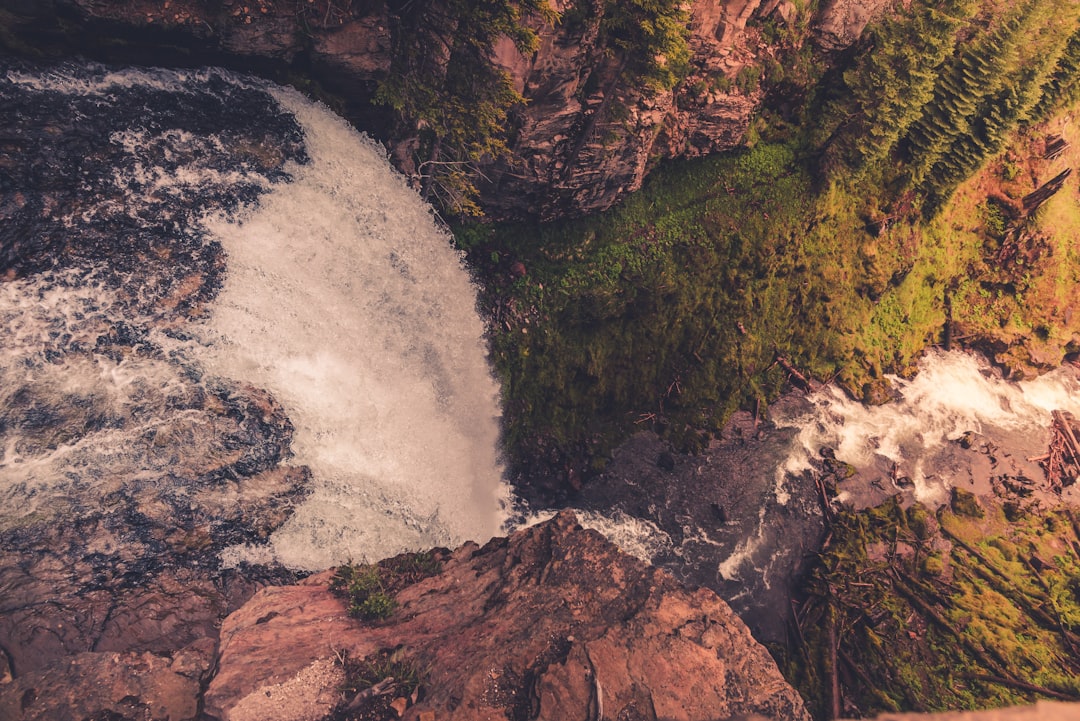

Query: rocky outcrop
[[1, 0, 888, 220], [814, 0, 898, 51], [204, 511, 811, 721], [475, 0, 779, 218]]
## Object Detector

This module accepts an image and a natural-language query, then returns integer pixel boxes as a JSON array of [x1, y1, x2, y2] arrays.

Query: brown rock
[[204, 511, 810, 721], [814, 0, 898, 51], [0, 651, 200, 721]]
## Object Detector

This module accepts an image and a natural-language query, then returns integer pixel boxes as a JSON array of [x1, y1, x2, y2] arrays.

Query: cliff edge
[[203, 510, 810, 721], [2, 0, 894, 219]]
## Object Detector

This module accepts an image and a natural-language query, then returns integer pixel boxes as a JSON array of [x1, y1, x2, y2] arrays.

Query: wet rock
[[573, 411, 825, 644], [204, 511, 811, 721], [0, 61, 311, 720]]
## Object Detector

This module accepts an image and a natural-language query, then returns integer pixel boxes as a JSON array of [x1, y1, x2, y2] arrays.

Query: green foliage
[[331, 565, 398, 620], [468, 142, 874, 469], [342, 649, 424, 697], [779, 498, 1080, 719], [330, 551, 443, 622], [459, 0, 1080, 482], [1032, 28, 1080, 119], [331, 648, 426, 719], [598, 0, 691, 93], [376, 0, 558, 215], [734, 65, 763, 95], [814, 0, 1080, 211], [820, 0, 975, 174]]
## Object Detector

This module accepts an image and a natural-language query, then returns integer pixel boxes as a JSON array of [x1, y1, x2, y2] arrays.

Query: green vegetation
[[596, 0, 691, 93], [776, 497, 1080, 718], [330, 551, 443, 621], [376, 0, 694, 215], [461, 0, 1080, 480], [375, 0, 558, 215]]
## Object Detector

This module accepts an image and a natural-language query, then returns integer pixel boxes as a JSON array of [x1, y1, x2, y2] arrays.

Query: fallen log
[[774, 353, 814, 392], [1022, 168, 1072, 214]]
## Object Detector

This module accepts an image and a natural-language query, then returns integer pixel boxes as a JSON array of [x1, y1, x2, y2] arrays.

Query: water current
[[0, 61, 506, 575]]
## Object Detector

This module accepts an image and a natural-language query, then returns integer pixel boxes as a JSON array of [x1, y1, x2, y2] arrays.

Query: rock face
[[4, 0, 893, 220], [815, 0, 898, 51], [204, 511, 812, 721]]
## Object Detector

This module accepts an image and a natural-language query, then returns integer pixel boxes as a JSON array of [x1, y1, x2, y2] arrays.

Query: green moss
[[780, 499, 1080, 719], [460, 0, 1080, 481], [952, 488, 985, 518]]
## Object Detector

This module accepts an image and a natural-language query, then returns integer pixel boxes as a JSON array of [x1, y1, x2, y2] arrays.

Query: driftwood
[[1036, 411, 1080, 491], [1044, 135, 1070, 161], [813, 473, 836, 525], [1022, 168, 1072, 215], [774, 353, 814, 392]]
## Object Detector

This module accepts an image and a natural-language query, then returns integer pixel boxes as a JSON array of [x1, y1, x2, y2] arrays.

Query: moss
[[952, 488, 985, 518], [330, 551, 442, 622], [780, 499, 1080, 719]]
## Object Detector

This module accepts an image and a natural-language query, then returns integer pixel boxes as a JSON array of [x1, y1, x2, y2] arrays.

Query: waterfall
[[200, 87, 508, 570], [0, 62, 508, 574]]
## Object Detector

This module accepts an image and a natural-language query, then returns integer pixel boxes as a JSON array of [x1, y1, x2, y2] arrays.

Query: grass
[[329, 551, 443, 622]]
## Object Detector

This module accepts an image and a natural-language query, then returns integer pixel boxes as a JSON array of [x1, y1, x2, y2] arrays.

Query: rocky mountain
[[3, 0, 894, 219]]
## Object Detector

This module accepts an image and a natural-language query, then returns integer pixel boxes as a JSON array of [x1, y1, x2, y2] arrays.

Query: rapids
[[0, 60, 506, 578], [4, 58, 1080, 662]]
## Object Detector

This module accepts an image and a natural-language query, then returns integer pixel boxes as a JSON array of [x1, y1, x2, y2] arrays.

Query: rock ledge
[[204, 510, 811, 721]]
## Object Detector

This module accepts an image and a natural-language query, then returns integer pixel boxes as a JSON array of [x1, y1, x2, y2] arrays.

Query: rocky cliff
[[2, 0, 893, 219], [0, 512, 811, 720], [203, 510, 810, 721]]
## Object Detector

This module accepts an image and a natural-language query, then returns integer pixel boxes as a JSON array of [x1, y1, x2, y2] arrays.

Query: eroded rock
[[2, 0, 878, 220], [204, 511, 811, 721]]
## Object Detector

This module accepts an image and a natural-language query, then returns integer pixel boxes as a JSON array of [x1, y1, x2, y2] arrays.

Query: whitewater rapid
[[200, 86, 508, 570], [773, 349, 1080, 505], [0, 64, 508, 572]]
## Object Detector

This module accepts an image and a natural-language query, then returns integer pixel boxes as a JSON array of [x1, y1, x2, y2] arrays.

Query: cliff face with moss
[[2, 0, 892, 219]]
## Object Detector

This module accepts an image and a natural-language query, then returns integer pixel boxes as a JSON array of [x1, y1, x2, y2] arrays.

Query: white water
[[0, 66, 508, 570], [523, 509, 674, 563], [774, 349, 1080, 504], [199, 87, 507, 570]]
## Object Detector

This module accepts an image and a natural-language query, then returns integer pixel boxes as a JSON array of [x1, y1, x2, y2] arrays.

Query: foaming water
[[774, 350, 1080, 504], [200, 88, 507, 570], [0, 62, 507, 573], [522, 509, 674, 563]]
